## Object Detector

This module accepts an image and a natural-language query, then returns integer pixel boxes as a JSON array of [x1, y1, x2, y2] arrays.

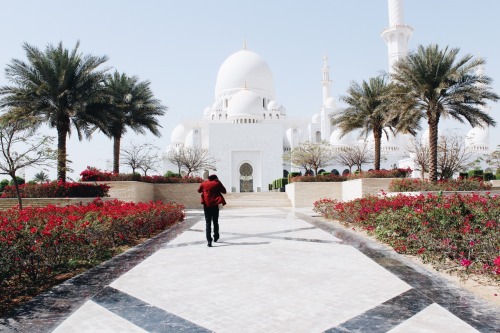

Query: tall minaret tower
[[321, 55, 332, 106], [320, 55, 333, 140], [381, 0, 413, 73]]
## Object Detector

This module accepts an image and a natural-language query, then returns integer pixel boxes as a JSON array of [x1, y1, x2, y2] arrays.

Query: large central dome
[[215, 49, 275, 99]]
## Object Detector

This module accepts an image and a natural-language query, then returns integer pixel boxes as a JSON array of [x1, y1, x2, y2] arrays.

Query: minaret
[[320, 55, 333, 140], [321, 55, 332, 106], [381, 0, 413, 73]]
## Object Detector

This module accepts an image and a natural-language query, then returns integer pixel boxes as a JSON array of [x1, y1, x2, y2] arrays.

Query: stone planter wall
[[0, 197, 113, 211], [90, 181, 155, 203], [285, 182, 343, 208], [154, 183, 201, 209], [342, 178, 396, 202]]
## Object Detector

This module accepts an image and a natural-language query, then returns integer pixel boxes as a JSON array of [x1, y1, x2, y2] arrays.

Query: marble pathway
[[1, 207, 499, 332]]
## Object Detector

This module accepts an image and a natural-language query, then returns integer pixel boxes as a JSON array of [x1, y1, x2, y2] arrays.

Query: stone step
[[223, 192, 291, 208]]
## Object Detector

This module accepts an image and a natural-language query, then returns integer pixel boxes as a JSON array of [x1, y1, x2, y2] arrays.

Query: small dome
[[278, 105, 287, 115], [466, 126, 489, 146], [330, 128, 356, 146], [325, 97, 336, 108], [227, 89, 264, 119], [203, 106, 212, 117], [267, 100, 280, 110], [212, 100, 223, 111], [171, 124, 185, 143], [311, 113, 321, 123]]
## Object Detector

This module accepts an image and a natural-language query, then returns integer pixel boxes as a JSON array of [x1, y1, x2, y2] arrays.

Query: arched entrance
[[239, 163, 253, 192]]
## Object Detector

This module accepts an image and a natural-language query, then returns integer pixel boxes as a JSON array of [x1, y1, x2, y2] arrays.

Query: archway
[[239, 163, 253, 192]]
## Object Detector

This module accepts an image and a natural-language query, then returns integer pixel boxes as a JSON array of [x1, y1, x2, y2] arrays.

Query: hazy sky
[[1, 0, 499, 180]]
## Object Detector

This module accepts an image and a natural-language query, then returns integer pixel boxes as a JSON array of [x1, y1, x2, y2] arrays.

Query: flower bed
[[1, 181, 110, 198], [290, 174, 347, 183], [389, 178, 492, 192], [80, 167, 202, 183], [290, 168, 411, 183], [313, 193, 500, 281], [0, 199, 185, 316], [346, 168, 412, 180]]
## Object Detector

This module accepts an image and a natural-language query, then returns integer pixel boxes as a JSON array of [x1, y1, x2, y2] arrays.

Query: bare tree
[[121, 143, 162, 176], [405, 138, 430, 180], [283, 141, 336, 175], [0, 112, 55, 209], [437, 132, 474, 180], [166, 146, 217, 177], [485, 145, 500, 171], [333, 147, 358, 173]]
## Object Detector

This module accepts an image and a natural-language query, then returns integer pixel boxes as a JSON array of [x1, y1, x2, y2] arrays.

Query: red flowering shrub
[[0, 199, 184, 313], [1, 181, 110, 198], [290, 174, 347, 183], [314, 193, 500, 280], [389, 178, 492, 192], [346, 168, 412, 180], [80, 166, 203, 183]]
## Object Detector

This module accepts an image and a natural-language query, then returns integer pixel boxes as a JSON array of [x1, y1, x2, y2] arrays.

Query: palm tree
[[332, 76, 393, 170], [34, 171, 50, 184], [390, 44, 499, 181], [0, 41, 110, 181], [103, 72, 166, 173]]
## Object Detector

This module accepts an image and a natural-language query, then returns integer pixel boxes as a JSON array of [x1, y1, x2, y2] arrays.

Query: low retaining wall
[[285, 182, 343, 208], [342, 178, 396, 202], [0, 197, 112, 210], [86, 181, 201, 209]]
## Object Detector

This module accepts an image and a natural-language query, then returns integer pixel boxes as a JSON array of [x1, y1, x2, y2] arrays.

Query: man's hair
[[208, 174, 218, 181]]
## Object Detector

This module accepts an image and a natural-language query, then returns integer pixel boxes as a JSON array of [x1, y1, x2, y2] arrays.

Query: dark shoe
[[207, 241, 212, 247], [214, 235, 219, 242]]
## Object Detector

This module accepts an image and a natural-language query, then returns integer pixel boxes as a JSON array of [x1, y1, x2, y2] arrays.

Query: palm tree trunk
[[56, 119, 69, 182], [11, 173, 23, 210], [113, 135, 121, 174], [428, 119, 439, 182], [373, 129, 382, 170]]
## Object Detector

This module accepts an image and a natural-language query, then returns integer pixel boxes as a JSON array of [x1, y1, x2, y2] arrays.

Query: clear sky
[[1, 0, 499, 181]]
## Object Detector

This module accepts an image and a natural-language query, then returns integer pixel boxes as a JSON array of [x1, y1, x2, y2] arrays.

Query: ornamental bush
[[346, 168, 412, 180], [313, 193, 500, 280], [0, 199, 185, 316], [290, 174, 347, 183], [80, 166, 203, 183], [1, 181, 110, 198], [389, 178, 492, 192]]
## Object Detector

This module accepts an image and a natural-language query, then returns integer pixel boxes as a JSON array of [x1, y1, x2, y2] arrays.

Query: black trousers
[[204, 206, 219, 242]]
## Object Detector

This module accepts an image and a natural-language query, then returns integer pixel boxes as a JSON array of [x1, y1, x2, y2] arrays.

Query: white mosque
[[164, 0, 491, 192]]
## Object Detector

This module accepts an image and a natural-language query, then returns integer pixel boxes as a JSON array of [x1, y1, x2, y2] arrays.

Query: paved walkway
[[1, 207, 499, 332]]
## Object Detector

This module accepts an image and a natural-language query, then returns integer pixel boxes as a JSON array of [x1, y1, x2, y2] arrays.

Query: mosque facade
[[164, 0, 491, 191]]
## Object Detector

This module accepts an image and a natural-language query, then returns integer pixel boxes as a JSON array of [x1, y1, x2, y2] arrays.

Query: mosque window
[[263, 99, 265, 107], [263, 114, 266, 119], [276, 115, 279, 120], [269, 114, 272, 119], [244, 119, 247, 123], [211, 115, 214, 120], [219, 114, 222, 119], [225, 114, 228, 119], [225, 99, 228, 108]]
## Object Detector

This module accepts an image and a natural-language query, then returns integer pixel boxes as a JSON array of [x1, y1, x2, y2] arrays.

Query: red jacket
[[198, 179, 227, 208]]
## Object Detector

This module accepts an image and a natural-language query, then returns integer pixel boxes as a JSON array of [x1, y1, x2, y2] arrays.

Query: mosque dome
[[466, 126, 489, 146], [311, 113, 321, 123], [227, 89, 264, 119], [203, 107, 212, 117], [171, 124, 185, 143], [267, 100, 280, 111], [330, 129, 356, 146], [212, 100, 223, 111], [215, 49, 275, 99], [184, 129, 195, 147], [325, 97, 336, 108]]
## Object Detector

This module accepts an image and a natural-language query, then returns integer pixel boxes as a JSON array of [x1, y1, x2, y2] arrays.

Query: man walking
[[198, 174, 227, 247]]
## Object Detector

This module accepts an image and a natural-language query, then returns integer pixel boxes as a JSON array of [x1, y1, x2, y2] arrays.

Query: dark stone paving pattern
[[297, 212, 500, 333], [93, 287, 210, 332]]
